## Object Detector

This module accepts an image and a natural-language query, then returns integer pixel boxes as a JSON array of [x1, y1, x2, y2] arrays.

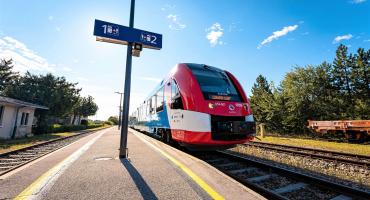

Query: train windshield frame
[[191, 67, 242, 102]]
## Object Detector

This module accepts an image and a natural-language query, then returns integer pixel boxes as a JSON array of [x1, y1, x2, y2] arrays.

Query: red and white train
[[130, 63, 255, 150]]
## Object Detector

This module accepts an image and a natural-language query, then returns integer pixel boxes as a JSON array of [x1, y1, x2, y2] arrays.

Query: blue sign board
[[93, 19, 162, 49]]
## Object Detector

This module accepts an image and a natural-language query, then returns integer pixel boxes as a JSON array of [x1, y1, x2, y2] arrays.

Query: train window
[[156, 87, 164, 112], [191, 67, 242, 102], [151, 96, 156, 114], [171, 80, 183, 109]]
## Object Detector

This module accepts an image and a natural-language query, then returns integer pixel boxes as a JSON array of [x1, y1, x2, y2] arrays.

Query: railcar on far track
[[130, 63, 255, 150]]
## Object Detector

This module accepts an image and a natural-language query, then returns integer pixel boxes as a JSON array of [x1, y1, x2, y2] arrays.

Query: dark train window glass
[[171, 80, 183, 109], [191, 68, 241, 102], [156, 87, 164, 112]]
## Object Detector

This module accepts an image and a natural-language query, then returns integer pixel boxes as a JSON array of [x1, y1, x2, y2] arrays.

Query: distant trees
[[0, 59, 99, 133], [250, 44, 370, 135], [108, 116, 119, 125], [72, 96, 99, 124]]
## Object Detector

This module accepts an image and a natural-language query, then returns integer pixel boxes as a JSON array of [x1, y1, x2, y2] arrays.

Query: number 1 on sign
[[102, 25, 107, 34]]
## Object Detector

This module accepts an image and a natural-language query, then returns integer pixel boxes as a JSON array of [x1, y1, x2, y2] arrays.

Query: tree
[[331, 44, 354, 118], [0, 59, 18, 93], [72, 96, 98, 124], [250, 75, 283, 132], [108, 116, 119, 125], [351, 48, 370, 119], [4, 72, 81, 131]]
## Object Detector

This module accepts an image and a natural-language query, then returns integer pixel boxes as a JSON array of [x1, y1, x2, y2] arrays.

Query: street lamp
[[115, 91, 124, 129]]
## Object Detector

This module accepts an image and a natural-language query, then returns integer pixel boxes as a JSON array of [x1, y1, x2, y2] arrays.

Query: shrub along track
[[0, 127, 108, 176], [195, 150, 370, 200], [243, 141, 370, 168]]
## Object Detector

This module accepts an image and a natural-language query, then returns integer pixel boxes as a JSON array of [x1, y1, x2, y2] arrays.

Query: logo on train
[[228, 104, 235, 111]]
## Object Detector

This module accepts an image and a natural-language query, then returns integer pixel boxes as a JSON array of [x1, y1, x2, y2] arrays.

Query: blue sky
[[0, 0, 369, 120]]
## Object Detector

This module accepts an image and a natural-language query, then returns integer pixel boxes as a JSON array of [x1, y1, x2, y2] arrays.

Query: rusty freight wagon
[[307, 120, 370, 142]]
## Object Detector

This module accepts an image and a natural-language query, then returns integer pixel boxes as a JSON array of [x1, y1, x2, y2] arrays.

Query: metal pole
[[119, 0, 135, 158], [119, 93, 122, 129], [115, 92, 123, 130]]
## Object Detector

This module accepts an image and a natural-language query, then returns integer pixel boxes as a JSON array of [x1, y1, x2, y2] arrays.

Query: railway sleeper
[[247, 174, 274, 182], [0, 162, 23, 166], [229, 167, 257, 174], [330, 194, 352, 200], [274, 182, 308, 194]]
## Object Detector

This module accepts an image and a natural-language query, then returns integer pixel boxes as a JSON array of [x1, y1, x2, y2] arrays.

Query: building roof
[[0, 96, 49, 110]]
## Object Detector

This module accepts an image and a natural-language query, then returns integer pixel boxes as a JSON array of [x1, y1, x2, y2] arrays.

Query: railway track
[[0, 128, 106, 176], [195, 150, 370, 200], [243, 141, 370, 167]]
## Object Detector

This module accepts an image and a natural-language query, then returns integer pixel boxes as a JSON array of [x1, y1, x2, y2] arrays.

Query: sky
[[0, 0, 369, 120]]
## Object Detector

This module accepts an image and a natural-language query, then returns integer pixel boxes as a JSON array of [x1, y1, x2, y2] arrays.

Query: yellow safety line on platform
[[132, 130, 225, 200], [14, 129, 108, 200]]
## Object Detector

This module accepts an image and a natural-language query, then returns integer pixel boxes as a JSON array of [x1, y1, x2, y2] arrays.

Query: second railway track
[[195, 150, 370, 200], [0, 128, 107, 176], [243, 141, 370, 167]]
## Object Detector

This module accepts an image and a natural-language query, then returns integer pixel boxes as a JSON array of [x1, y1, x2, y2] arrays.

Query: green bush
[[46, 123, 104, 133], [103, 121, 114, 126]]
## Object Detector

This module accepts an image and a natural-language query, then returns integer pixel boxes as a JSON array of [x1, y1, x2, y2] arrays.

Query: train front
[[171, 63, 256, 150]]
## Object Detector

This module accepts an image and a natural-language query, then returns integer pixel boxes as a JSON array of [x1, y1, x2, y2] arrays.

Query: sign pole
[[119, 0, 135, 158], [115, 92, 123, 130]]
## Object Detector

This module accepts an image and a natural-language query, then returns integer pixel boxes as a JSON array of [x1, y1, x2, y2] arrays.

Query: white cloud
[[138, 76, 162, 83], [161, 4, 175, 11], [55, 26, 61, 32], [167, 14, 186, 30], [48, 16, 54, 21], [333, 34, 353, 44], [0, 36, 54, 73], [206, 23, 224, 47], [77, 77, 88, 81], [350, 0, 366, 4], [301, 32, 309, 35], [257, 25, 298, 49], [62, 66, 72, 72]]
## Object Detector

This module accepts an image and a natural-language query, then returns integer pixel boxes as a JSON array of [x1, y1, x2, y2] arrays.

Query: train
[[308, 120, 370, 142], [129, 63, 256, 150]]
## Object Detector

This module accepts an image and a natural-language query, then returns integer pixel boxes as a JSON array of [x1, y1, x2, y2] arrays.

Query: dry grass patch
[[255, 136, 370, 156], [0, 125, 110, 154]]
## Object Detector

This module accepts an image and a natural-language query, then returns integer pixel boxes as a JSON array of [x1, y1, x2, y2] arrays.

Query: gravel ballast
[[231, 145, 370, 192]]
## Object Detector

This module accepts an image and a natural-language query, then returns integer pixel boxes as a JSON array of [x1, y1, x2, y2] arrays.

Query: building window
[[20, 113, 25, 125], [0, 105, 4, 126], [25, 113, 29, 125], [20, 112, 29, 126]]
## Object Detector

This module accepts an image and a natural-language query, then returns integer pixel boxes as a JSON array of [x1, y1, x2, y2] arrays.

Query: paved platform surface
[[0, 127, 265, 200]]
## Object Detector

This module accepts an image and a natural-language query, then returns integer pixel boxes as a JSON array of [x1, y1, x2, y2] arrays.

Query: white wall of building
[[0, 105, 36, 139]]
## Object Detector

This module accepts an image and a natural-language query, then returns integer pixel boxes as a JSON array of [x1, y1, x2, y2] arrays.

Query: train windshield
[[191, 67, 242, 102]]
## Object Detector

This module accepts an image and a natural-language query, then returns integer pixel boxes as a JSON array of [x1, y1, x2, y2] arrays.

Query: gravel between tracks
[[231, 145, 370, 192]]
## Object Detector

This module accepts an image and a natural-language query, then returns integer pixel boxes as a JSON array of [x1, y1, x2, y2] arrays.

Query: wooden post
[[259, 123, 265, 138]]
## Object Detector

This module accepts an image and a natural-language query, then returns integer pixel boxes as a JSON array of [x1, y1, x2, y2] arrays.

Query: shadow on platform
[[120, 158, 158, 200]]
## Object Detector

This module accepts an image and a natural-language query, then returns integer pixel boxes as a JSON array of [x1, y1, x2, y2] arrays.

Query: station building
[[0, 96, 48, 139]]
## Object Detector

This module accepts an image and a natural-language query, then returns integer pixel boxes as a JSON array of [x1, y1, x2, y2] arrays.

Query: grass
[[0, 125, 110, 154], [254, 136, 370, 156]]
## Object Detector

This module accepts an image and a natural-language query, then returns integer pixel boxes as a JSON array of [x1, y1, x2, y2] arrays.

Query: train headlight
[[208, 103, 215, 109]]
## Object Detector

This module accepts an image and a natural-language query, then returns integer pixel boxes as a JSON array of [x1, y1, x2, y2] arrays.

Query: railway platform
[[0, 127, 264, 200]]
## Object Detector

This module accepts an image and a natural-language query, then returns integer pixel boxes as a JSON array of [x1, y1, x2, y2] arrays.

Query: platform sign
[[93, 19, 162, 49]]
